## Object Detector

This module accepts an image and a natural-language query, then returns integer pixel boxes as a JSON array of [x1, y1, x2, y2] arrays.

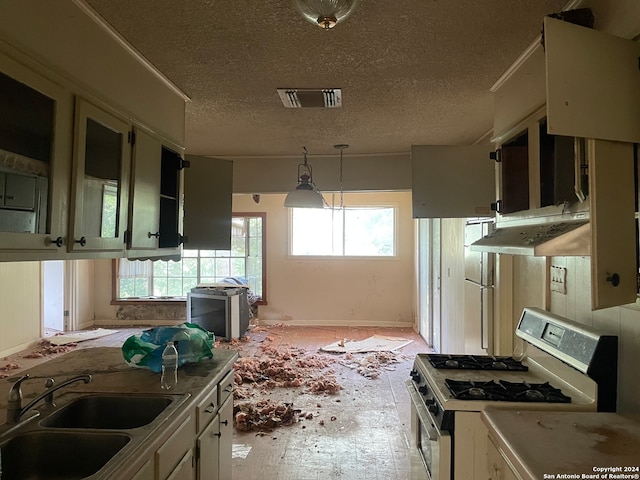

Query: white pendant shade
[[284, 186, 325, 208]]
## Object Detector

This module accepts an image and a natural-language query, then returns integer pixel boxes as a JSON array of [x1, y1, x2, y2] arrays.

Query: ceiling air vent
[[277, 88, 342, 108]]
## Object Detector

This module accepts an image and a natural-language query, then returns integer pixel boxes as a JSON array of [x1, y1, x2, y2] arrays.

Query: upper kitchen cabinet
[[127, 127, 185, 259], [544, 16, 640, 143], [69, 98, 131, 256], [411, 145, 495, 218], [0, 46, 73, 258], [183, 156, 233, 251]]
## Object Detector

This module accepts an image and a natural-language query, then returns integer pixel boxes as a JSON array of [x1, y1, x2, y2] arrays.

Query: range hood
[[470, 220, 590, 256]]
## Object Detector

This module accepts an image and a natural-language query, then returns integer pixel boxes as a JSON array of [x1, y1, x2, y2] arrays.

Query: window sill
[[111, 298, 268, 306]]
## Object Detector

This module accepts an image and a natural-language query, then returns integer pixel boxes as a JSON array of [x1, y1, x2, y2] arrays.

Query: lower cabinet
[[157, 415, 196, 480], [167, 449, 195, 480], [197, 396, 232, 480], [487, 434, 521, 480]]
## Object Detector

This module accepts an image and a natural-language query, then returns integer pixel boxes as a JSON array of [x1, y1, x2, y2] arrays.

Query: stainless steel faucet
[[6, 373, 92, 424]]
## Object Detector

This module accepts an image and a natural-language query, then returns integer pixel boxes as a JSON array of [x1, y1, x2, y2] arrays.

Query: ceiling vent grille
[[277, 88, 342, 108]]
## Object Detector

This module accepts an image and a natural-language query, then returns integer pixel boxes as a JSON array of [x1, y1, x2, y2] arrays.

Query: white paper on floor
[[320, 335, 413, 353], [232, 444, 252, 459], [48, 328, 119, 346]]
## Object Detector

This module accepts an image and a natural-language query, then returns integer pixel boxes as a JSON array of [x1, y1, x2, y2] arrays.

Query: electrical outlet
[[550, 266, 567, 294]]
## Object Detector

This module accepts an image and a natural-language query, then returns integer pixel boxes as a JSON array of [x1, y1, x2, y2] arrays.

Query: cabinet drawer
[[218, 370, 234, 406], [196, 385, 218, 433], [156, 414, 196, 480]]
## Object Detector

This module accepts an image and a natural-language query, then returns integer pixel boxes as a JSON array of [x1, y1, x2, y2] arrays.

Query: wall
[[511, 254, 640, 412], [91, 191, 416, 327], [0, 262, 41, 357], [235, 192, 415, 326]]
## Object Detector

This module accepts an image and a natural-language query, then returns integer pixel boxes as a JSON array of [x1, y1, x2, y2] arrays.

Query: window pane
[[183, 277, 198, 294], [134, 278, 150, 296], [200, 258, 215, 277], [291, 206, 394, 257], [182, 257, 198, 277], [215, 249, 231, 257], [119, 278, 135, 298], [344, 208, 394, 256], [216, 258, 230, 277], [167, 260, 183, 277], [153, 277, 168, 296], [249, 237, 260, 256], [167, 278, 183, 296], [231, 258, 246, 276], [231, 237, 245, 256], [291, 208, 338, 255], [200, 249, 216, 257], [153, 261, 168, 276], [183, 249, 198, 257]]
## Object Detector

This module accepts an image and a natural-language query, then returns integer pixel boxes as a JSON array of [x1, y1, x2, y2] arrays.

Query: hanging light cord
[[335, 144, 348, 209]]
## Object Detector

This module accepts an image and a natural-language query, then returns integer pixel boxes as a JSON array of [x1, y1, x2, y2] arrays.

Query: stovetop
[[444, 379, 572, 403], [426, 354, 528, 371]]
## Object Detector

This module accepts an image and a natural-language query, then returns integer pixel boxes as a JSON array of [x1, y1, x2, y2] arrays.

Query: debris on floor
[[320, 335, 413, 353], [21, 339, 78, 358], [338, 351, 409, 379], [232, 443, 252, 459], [234, 400, 301, 431]]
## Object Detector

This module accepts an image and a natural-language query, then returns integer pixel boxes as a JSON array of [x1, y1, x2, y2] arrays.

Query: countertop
[[0, 347, 238, 479], [482, 409, 640, 480]]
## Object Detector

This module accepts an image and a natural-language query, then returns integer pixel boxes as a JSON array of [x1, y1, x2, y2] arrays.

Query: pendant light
[[284, 147, 325, 208], [292, 0, 360, 30]]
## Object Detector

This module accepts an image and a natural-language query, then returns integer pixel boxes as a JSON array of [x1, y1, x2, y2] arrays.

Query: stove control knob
[[410, 370, 421, 382], [428, 403, 439, 415], [418, 385, 429, 395]]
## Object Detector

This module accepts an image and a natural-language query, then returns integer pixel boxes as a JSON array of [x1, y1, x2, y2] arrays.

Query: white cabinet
[[487, 434, 521, 480], [544, 17, 640, 143], [156, 415, 196, 480], [166, 450, 195, 480], [489, 18, 638, 310], [197, 396, 232, 480], [0, 45, 73, 256], [69, 98, 131, 255], [411, 145, 495, 218], [127, 127, 185, 258]]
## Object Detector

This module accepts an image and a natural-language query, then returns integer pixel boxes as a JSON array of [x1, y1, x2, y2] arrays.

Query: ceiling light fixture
[[292, 0, 360, 30], [284, 147, 325, 208]]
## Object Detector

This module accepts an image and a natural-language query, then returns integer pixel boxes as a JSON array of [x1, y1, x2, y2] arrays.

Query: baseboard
[[93, 319, 186, 327], [0, 338, 40, 359], [253, 319, 415, 328]]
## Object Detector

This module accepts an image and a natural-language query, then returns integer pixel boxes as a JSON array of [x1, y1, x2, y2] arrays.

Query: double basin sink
[[0, 392, 189, 479]]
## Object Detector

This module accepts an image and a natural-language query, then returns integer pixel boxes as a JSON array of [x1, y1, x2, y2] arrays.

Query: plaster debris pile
[[231, 332, 341, 432], [338, 351, 409, 379]]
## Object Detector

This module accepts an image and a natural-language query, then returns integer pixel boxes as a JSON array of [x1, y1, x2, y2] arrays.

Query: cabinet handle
[[224, 385, 233, 393], [148, 231, 160, 238], [4, 195, 14, 200], [221, 420, 228, 426], [213, 432, 222, 438], [204, 403, 216, 414], [75, 237, 87, 247], [54, 237, 64, 248], [606, 273, 620, 287]]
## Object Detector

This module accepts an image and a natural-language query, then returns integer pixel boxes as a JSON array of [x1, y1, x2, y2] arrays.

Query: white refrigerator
[[463, 220, 494, 355]]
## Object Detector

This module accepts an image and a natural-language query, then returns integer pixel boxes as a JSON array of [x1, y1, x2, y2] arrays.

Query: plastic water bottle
[[161, 341, 178, 390]]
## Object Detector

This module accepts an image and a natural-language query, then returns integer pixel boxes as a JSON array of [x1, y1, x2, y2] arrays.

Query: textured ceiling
[[85, 0, 567, 157]]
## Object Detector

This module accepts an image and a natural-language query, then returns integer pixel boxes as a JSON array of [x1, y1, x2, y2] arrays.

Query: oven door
[[406, 380, 451, 480]]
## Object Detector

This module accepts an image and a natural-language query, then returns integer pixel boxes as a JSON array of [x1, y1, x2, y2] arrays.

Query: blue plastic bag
[[122, 323, 214, 373]]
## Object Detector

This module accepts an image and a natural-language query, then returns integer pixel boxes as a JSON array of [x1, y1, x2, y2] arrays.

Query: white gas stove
[[406, 307, 618, 480]]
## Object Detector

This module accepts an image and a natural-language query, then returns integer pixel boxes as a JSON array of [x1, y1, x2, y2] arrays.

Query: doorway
[[42, 260, 65, 334], [417, 218, 441, 351]]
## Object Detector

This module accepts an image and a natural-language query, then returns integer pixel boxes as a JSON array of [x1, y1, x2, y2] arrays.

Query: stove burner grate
[[444, 379, 571, 403], [426, 354, 528, 371]]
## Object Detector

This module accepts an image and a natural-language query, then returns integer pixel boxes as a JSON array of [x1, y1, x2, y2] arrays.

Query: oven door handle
[[405, 380, 441, 441]]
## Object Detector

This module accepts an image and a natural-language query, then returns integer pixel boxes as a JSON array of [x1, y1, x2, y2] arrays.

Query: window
[[116, 213, 265, 300], [290, 206, 395, 256]]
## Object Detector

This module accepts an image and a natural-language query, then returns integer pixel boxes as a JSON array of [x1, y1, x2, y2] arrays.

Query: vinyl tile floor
[[225, 325, 433, 480], [2, 324, 432, 480]]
